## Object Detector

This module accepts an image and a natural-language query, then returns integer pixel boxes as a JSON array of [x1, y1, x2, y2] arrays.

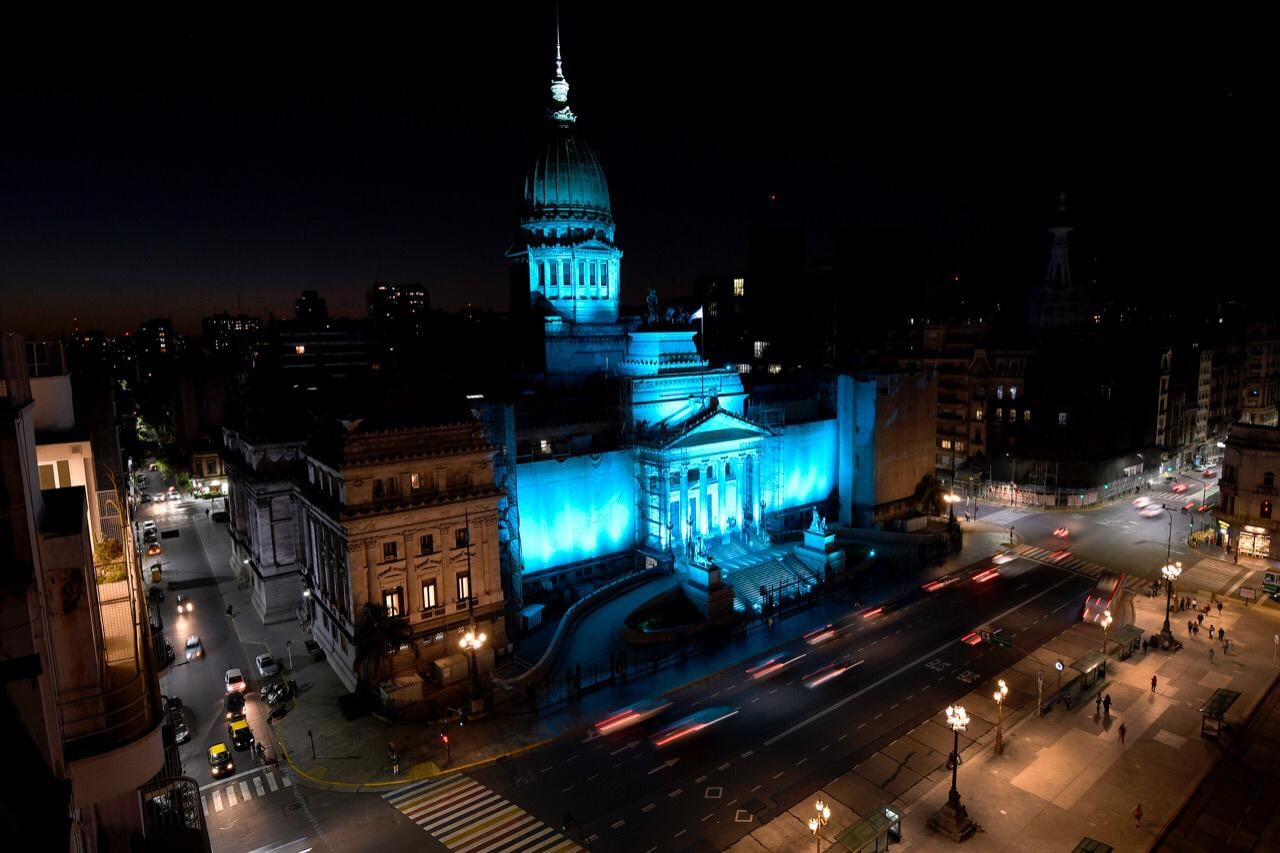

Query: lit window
[[733, 277, 745, 297], [1058, 412, 1068, 426], [975, 409, 984, 421], [410, 473, 422, 492], [456, 571, 471, 602], [294, 345, 306, 355], [383, 587, 403, 617], [754, 341, 769, 358], [996, 408, 1003, 421], [768, 364, 782, 375], [421, 580, 438, 609], [956, 441, 966, 452], [1024, 410, 1031, 423], [996, 385, 1004, 399], [382, 541, 398, 561], [1010, 386, 1017, 400], [941, 440, 952, 450], [539, 439, 552, 454], [736, 363, 752, 374]]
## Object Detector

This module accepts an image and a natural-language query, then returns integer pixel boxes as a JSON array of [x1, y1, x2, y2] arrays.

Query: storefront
[[1238, 524, 1272, 559]]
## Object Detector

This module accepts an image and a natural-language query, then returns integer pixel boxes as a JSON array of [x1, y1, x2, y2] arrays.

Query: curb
[[275, 724, 554, 792]]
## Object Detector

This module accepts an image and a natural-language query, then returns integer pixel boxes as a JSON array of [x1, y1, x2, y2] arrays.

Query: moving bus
[[1082, 572, 1123, 623]]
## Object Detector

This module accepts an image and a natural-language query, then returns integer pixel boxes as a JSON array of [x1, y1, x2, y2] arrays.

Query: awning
[[1070, 651, 1108, 675], [1199, 688, 1241, 719], [1110, 625, 1144, 647]]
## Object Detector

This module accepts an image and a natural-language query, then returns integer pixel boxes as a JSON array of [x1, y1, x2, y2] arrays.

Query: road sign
[[1240, 586, 1257, 600], [1055, 659, 1065, 671]]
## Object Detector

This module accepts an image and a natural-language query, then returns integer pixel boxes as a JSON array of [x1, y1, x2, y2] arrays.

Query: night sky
[[1, 8, 1255, 337]]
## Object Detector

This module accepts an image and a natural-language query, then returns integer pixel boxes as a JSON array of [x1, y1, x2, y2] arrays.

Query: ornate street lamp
[[1160, 561, 1182, 642], [807, 800, 831, 853], [1100, 609, 1113, 655], [928, 705, 978, 840], [459, 629, 487, 701], [993, 681, 1008, 754]]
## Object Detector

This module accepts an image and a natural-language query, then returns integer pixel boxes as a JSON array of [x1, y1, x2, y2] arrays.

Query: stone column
[[680, 466, 690, 544]]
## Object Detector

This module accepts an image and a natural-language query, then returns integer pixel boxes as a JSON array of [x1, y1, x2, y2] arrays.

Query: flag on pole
[[690, 306, 704, 321]]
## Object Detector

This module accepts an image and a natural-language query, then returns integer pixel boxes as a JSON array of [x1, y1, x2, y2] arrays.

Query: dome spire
[[549, 7, 576, 125]]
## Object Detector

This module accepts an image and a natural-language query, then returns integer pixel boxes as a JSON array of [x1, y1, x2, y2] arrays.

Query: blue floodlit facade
[[506, 33, 847, 578]]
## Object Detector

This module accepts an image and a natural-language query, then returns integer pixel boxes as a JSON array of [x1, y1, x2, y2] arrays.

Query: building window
[[39, 464, 55, 490], [382, 541, 398, 561], [601, 263, 609, 297], [1024, 410, 1031, 423], [410, 473, 422, 492], [383, 586, 403, 617], [753, 340, 768, 358], [955, 441, 966, 452], [372, 479, 384, 499], [1262, 500, 1273, 519], [736, 363, 752, 374], [733, 277, 745, 297], [455, 527, 469, 549], [974, 409, 984, 422], [539, 439, 552, 454], [385, 476, 400, 497], [1264, 472, 1275, 488], [941, 440, 952, 450], [421, 580, 438, 610], [1010, 386, 1017, 400], [768, 364, 782, 375], [996, 385, 1004, 399], [294, 345, 306, 355], [456, 571, 471, 602], [1058, 412, 1068, 426], [995, 408, 1003, 421], [419, 533, 435, 555]]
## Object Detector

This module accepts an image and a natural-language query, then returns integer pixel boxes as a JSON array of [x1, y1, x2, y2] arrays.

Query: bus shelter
[[1199, 688, 1241, 739], [1070, 651, 1109, 688], [835, 805, 903, 852], [1108, 624, 1144, 659]]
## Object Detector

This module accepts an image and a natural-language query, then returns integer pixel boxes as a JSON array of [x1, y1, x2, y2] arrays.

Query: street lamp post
[[1100, 609, 1113, 655], [928, 705, 978, 841], [460, 629, 487, 707], [1160, 561, 1182, 643], [807, 800, 831, 853], [993, 680, 1008, 754]]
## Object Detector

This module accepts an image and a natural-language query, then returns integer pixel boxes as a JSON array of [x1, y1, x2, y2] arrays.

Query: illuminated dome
[[522, 127, 613, 228]]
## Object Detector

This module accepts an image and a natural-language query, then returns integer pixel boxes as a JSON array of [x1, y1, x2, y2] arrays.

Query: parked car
[[164, 641, 175, 664], [172, 712, 190, 744], [142, 520, 157, 534], [139, 493, 153, 503], [224, 668, 246, 693], [224, 691, 246, 721], [184, 635, 203, 660], [143, 529, 158, 543], [255, 654, 280, 677], [148, 583, 165, 602]]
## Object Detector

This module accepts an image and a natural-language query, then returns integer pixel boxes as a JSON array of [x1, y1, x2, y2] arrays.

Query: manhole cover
[[284, 801, 303, 815]]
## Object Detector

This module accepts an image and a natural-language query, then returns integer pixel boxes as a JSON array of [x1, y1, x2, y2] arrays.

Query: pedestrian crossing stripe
[[1013, 545, 1108, 579], [201, 770, 291, 814], [385, 774, 582, 852]]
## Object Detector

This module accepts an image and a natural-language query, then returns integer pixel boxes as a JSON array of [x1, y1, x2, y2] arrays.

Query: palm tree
[[913, 474, 947, 518], [352, 602, 417, 689]]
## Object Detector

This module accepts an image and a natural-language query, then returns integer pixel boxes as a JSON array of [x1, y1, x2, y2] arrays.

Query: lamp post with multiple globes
[[1100, 609, 1113, 655], [928, 705, 978, 840], [807, 800, 831, 853], [1161, 560, 1182, 643], [993, 680, 1008, 754]]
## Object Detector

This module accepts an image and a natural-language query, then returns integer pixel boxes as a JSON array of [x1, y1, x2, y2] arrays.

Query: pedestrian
[[1217, 600, 1223, 616], [226, 604, 234, 617], [1187, 620, 1194, 637], [1151, 674, 1158, 694], [1225, 638, 1231, 655], [1119, 723, 1127, 745], [1209, 623, 1215, 638], [1134, 803, 1143, 827], [1103, 694, 1112, 716], [1219, 627, 1226, 641], [1192, 597, 1198, 611], [1198, 612, 1204, 626], [1209, 647, 1215, 664], [1096, 694, 1103, 716]]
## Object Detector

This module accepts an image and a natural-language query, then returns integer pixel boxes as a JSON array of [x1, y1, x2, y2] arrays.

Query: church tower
[[514, 21, 623, 325], [1028, 193, 1093, 330]]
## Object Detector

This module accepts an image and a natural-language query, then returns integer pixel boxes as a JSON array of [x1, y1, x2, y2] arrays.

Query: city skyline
[[1, 8, 1255, 336]]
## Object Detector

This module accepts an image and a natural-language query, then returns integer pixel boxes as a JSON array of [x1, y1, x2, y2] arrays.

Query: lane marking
[[253, 776, 265, 796], [212, 790, 224, 812], [674, 829, 687, 839], [702, 813, 714, 822], [669, 789, 683, 798], [795, 758, 808, 767], [741, 750, 754, 758], [642, 803, 657, 813], [772, 772, 785, 780], [265, 772, 279, 792], [765, 573, 1076, 746], [612, 820, 626, 829]]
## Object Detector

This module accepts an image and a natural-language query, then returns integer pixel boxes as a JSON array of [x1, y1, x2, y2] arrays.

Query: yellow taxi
[[228, 719, 254, 751], [208, 742, 235, 778]]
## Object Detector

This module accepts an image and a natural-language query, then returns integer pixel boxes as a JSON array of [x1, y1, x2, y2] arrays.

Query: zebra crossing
[[201, 767, 291, 814], [979, 508, 1028, 527], [1175, 556, 1251, 596], [385, 774, 582, 852], [1013, 544, 1109, 579], [1142, 487, 1216, 508]]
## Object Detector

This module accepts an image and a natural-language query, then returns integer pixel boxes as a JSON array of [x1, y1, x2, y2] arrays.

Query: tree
[[913, 474, 947, 517], [352, 602, 417, 690], [93, 537, 127, 583]]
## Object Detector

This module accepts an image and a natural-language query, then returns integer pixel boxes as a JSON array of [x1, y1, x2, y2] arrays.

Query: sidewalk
[[196, 510, 1014, 791], [730, 548, 1280, 851]]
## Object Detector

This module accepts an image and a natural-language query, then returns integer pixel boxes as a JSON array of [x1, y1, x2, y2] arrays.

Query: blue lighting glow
[[773, 420, 838, 509], [517, 451, 636, 573]]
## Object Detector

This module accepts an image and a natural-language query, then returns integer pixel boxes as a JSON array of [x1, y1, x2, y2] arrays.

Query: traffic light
[[440, 733, 449, 744], [1264, 500, 1272, 518]]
